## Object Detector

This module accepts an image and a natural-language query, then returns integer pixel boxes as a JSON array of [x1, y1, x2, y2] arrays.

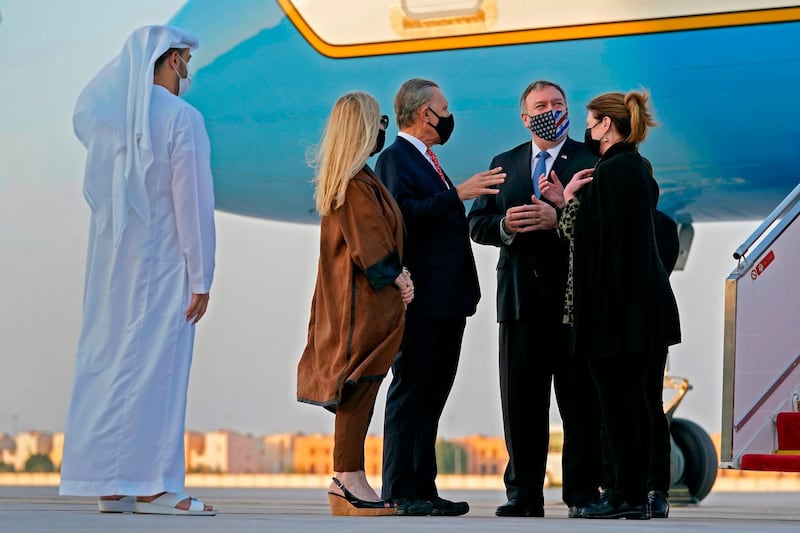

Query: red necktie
[[426, 147, 449, 188]]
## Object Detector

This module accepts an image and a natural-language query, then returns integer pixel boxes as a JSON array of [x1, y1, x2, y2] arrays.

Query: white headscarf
[[73, 25, 199, 246]]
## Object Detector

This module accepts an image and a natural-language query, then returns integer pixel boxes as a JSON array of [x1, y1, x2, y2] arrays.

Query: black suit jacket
[[375, 136, 480, 319], [468, 138, 597, 323]]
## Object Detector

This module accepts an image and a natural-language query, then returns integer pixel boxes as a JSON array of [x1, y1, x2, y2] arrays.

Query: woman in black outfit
[[556, 90, 681, 520]]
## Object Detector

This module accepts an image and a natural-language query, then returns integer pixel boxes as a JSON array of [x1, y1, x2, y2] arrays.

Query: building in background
[[49, 432, 64, 470], [0, 433, 14, 471], [0, 431, 52, 472], [185, 430, 205, 471], [0, 429, 566, 479], [187, 430, 268, 473], [263, 432, 296, 473], [363, 435, 383, 476], [292, 433, 332, 474], [452, 434, 507, 476]]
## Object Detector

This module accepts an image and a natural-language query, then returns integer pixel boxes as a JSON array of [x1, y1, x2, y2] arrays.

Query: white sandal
[[98, 495, 135, 513], [134, 492, 216, 516]]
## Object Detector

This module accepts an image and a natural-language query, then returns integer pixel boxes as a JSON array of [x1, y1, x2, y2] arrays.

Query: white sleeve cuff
[[500, 217, 515, 245]]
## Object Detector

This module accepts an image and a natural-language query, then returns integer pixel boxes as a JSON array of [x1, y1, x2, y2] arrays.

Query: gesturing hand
[[564, 168, 594, 203], [455, 166, 506, 201], [538, 170, 565, 208]]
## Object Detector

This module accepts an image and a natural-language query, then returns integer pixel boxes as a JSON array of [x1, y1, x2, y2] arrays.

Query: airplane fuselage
[[170, 1, 800, 224]]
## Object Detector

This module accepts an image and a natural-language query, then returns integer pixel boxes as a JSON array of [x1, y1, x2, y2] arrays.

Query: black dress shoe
[[495, 498, 544, 517], [582, 500, 650, 520], [393, 497, 432, 516], [599, 488, 614, 504], [648, 490, 669, 518], [568, 505, 586, 518], [567, 494, 600, 518], [428, 496, 469, 516]]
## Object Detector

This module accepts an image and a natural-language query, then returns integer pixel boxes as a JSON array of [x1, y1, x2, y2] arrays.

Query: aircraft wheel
[[670, 418, 718, 502], [669, 434, 685, 485]]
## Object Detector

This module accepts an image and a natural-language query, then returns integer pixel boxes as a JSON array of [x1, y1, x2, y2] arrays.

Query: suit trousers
[[647, 348, 671, 493], [333, 380, 382, 472], [589, 356, 651, 506], [500, 317, 602, 507], [381, 316, 466, 500]]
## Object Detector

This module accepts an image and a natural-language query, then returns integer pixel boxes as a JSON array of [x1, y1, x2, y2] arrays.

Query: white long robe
[[59, 86, 215, 496]]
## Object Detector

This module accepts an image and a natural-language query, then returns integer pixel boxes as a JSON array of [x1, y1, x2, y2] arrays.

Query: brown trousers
[[334, 380, 381, 472]]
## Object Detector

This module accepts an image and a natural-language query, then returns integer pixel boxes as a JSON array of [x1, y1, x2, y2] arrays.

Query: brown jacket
[[297, 167, 405, 411]]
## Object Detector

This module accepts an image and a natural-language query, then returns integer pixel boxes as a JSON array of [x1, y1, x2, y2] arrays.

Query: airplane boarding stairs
[[740, 412, 800, 471], [721, 182, 800, 473]]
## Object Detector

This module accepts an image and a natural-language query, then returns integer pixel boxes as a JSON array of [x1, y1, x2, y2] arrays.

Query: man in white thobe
[[59, 25, 216, 516]]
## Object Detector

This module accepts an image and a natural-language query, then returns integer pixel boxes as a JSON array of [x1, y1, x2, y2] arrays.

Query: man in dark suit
[[376, 78, 505, 516], [468, 80, 600, 517]]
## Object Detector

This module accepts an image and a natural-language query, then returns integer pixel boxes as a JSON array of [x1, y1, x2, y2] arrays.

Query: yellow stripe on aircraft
[[276, 0, 800, 59]]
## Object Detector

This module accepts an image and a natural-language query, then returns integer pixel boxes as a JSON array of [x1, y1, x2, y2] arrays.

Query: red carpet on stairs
[[776, 411, 800, 450], [741, 412, 800, 472]]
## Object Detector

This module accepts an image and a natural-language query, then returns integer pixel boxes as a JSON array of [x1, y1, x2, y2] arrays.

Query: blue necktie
[[532, 151, 550, 198]]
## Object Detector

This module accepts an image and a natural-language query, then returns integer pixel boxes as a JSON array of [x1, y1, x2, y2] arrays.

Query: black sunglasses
[[380, 115, 389, 129]]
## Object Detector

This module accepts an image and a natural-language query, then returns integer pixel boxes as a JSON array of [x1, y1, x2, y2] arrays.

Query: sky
[[0, 0, 760, 440]]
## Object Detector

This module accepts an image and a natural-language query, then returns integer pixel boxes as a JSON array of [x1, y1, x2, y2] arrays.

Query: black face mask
[[427, 106, 455, 145], [370, 129, 386, 156], [584, 124, 602, 157]]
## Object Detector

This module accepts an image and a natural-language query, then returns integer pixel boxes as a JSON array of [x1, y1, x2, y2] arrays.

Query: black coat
[[375, 136, 480, 319], [468, 138, 597, 323], [572, 143, 681, 359], [654, 210, 679, 275]]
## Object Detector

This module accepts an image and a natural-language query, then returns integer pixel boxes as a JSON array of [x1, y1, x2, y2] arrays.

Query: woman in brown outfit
[[297, 91, 413, 516]]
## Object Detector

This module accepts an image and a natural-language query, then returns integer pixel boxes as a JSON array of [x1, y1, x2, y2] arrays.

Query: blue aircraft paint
[[171, 1, 800, 224]]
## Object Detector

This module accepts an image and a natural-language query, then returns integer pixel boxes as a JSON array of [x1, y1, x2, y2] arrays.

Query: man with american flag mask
[[468, 80, 600, 519]]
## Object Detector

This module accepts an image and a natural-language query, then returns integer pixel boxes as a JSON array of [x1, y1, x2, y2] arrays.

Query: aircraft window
[[281, 0, 800, 50]]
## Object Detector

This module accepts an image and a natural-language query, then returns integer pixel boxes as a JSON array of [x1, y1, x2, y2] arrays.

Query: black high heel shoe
[[327, 477, 396, 516]]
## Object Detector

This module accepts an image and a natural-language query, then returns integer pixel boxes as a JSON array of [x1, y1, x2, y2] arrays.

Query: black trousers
[[647, 348, 671, 493], [499, 317, 602, 507], [381, 316, 466, 500], [590, 356, 651, 506], [599, 349, 670, 494]]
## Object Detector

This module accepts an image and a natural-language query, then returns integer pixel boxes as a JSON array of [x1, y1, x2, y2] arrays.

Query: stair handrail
[[734, 350, 800, 432], [733, 181, 800, 261]]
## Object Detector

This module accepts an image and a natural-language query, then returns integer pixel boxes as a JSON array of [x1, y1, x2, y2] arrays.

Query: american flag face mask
[[528, 109, 570, 142]]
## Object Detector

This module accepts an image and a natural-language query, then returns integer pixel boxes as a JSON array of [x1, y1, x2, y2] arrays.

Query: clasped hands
[[503, 196, 558, 233], [504, 168, 595, 234], [504, 170, 562, 233], [395, 267, 414, 308]]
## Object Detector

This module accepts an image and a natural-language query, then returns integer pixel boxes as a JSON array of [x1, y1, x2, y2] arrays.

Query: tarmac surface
[[2, 486, 799, 532]]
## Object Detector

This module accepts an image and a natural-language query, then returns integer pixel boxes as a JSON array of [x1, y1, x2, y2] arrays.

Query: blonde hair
[[587, 89, 657, 145], [310, 91, 381, 216]]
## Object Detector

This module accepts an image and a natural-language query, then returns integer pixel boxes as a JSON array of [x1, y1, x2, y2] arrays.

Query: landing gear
[[663, 375, 718, 503], [670, 417, 718, 503]]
